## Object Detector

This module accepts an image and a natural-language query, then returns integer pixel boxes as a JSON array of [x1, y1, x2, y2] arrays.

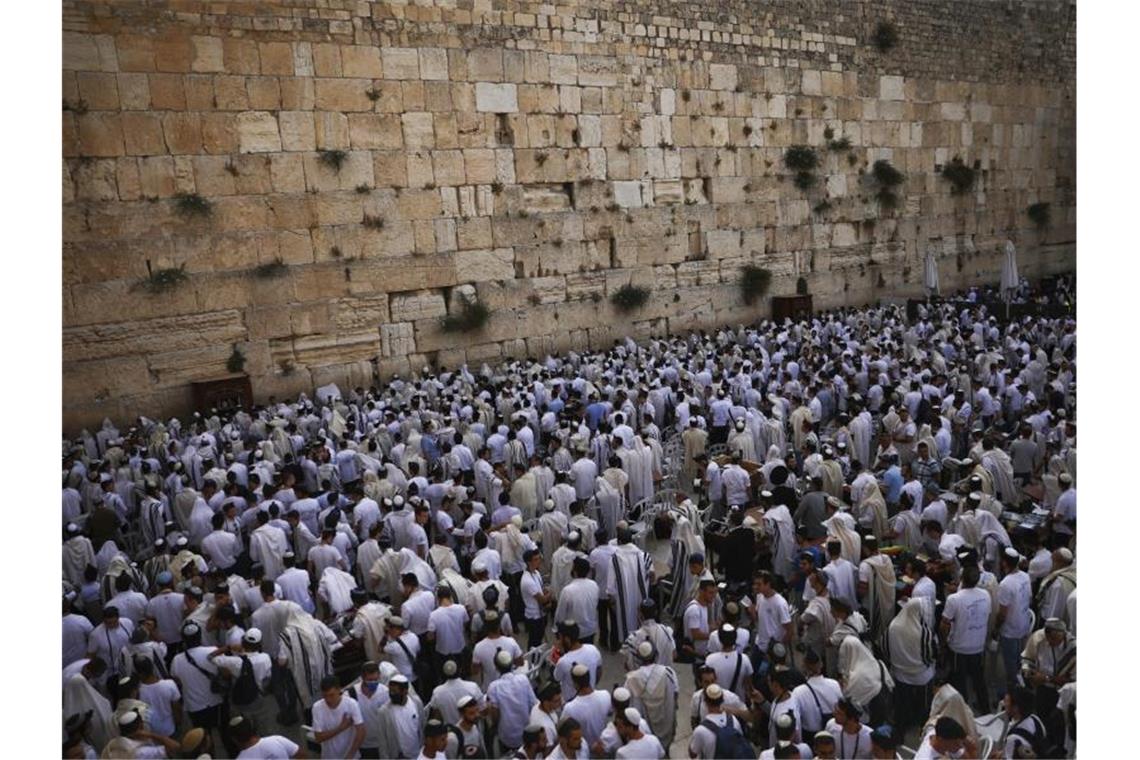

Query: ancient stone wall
[[62, 0, 1076, 431]]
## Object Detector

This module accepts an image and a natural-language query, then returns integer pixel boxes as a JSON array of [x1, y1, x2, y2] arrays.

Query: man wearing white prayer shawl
[[981, 438, 1019, 504], [763, 504, 797, 582], [665, 514, 706, 620], [550, 475, 577, 517], [249, 513, 288, 581], [857, 536, 896, 644], [623, 641, 679, 750], [728, 420, 757, 462], [848, 408, 874, 470], [368, 543, 404, 603], [64, 672, 114, 754], [318, 566, 359, 616], [837, 636, 893, 725], [621, 600, 676, 671], [1036, 549, 1076, 622], [885, 597, 937, 734], [855, 482, 890, 540], [607, 530, 654, 643], [350, 599, 393, 663], [822, 513, 862, 567], [538, 500, 569, 574], [355, 525, 384, 593], [63, 525, 96, 588], [593, 475, 624, 542], [819, 451, 844, 500], [277, 604, 335, 710], [551, 534, 587, 599], [510, 464, 540, 523], [799, 571, 837, 670]]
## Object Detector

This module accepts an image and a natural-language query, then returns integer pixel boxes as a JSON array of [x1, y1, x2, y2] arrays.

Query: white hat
[[636, 641, 654, 661], [495, 650, 514, 669], [544, 499, 555, 511], [117, 710, 141, 727], [623, 707, 642, 725], [457, 695, 477, 710], [390, 674, 409, 686], [1056, 547, 1073, 562], [613, 687, 631, 702], [471, 558, 487, 573], [243, 628, 262, 644], [705, 684, 724, 700], [570, 663, 589, 678]]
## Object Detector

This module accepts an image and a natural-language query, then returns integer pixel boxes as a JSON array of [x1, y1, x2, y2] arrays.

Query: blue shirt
[[586, 402, 607, 431], [883, 466, 904, 503]]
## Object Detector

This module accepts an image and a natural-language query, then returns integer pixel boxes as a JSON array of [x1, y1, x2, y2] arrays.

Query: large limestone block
[[706, 229, 743, 259], [390, 290, 447, 322], [880, 75, 905, 101], [613, 180, 645, 208], [710, 64, 739, 91], [237, 111, 281, 153], [455, 248, 514, 282], [382, 48, 420, 80], [475, 83, 518, 113]]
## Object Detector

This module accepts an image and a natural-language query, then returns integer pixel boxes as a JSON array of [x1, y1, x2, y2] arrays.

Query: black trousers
[[597, 598, 618, 651], [525, 616, 547, 649], [893, 680, 932, 735], [949, 651, 990, 714]]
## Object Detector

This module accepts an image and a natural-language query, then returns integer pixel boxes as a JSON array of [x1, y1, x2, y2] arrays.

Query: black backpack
[[230, 655, 260, 706], [1009, 715, 1062, 759]]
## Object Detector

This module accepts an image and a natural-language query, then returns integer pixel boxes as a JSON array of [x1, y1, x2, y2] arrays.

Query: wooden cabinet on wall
[[771, 295, 813, 323]]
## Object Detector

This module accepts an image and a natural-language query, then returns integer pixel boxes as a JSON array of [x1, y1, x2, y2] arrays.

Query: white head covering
[[63, 673, 113, 751], [838, 636, 893, 712], [886, 597, 937, 684]]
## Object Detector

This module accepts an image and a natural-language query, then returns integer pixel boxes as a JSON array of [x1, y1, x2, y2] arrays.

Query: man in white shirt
[[751, 571, 794, 655], [614, 707, 664, 759], [348, 661, 389, 759], [277, 553, 317, 614], [230, 715, 302, 759], [520, 548, 553, 648], [400, 573, 437, 637], [202, 513, 242, 572], [311, 675, 366, 759], [426, 585, 468, 680], [555, 558, 600, 643], [487, 650, 539, 752], [471, 610, 522, 692], [939, 565, 992, 714], [170, 622, 225, 732], [88, 605, 134, 678], [682, 580, 718, 661], [108, 574, 149, 624], [560, 663, 611, 749], [689, 684, 745, 759], [995, 549, 1032, 691], [428, 658, 482, 726], [705, 625, 753, 702], [382, 616, 421, 683], [913, 716, 973, 760], [552, 621, 603, 702], [790, 649, 842, 740]]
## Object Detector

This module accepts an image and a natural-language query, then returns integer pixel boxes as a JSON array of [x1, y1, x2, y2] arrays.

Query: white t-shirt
[[705, 649, 753, 700], [560, 689, 611, 746], [427, 604, 469, 655], [615, 734, 665, 759], [754, 592, 792, 651], [682, 601, 711, 656], [520, 569, 544, 619], [384, 631, 422, 680], [311, 695, 364, 759], [555, 578, 600, 637], [791, 675, 843, 735], [472, 635, 522, 691], [943, 587, 992, 655], [171, 646, 223, 711], [237, 735, 300, 759], [552, 644, 602, 702], [138, 679, 181, 737], [996, 570, 1032, 638], [689, 712, 740, 759], [487, 671, 538, 748], [824, 718, 873, 760]]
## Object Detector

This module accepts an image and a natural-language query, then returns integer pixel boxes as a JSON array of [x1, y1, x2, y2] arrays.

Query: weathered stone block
[[237, 111, 281, 153], [880, 75, 905, 101], [382, 48, 420, 80], [475, 82, 518, 113], [456, 248, 514, 282]]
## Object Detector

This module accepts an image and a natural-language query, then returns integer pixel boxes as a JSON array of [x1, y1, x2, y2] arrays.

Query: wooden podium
[[771, 295, 813, 322]]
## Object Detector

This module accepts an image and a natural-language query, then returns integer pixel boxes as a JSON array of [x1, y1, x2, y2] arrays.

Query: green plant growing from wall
[[174, 193, 212, 217], [1027, 202, 1051, 229], [784, 145, 819, 192], [139, 264, 188, 294], [253, 258, 288, 279], [441, 302, 491, 333], [871, 159, 905, 212], [740, 265, 773, 305], [941, 157, 976, 195], [610, 284, 650, 313], [829, 136, 852, 151], [318, 149, 348, 171], [873, 21, 899, 52], [796, 276, 809, 295], [226, 345, 246, 374]]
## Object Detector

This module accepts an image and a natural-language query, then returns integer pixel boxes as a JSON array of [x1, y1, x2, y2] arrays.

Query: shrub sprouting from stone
[[441, 302, 491, 333], [1028, 202, 1051, 229], [139, 264, 188, 294], [610, 284, 650, 313], [174, 193, 212, 217], [226, 345, 246, 374], [941, 157, 976, 195], [873, 21, 899, 52], [318, 149, 348, 171], [253, 258, 289, 279], [740, 265, 773, 305]]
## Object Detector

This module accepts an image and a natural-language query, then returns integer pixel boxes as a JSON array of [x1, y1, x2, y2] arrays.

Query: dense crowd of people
[[61, 286, 1076, 759]]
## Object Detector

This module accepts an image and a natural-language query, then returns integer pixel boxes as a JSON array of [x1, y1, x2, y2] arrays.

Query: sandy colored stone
[[237, 111, 282, 153]]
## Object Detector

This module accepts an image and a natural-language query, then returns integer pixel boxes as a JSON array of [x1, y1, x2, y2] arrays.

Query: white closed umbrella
[[923, 247, 940, 297], [1000, 238, 1019, 319]]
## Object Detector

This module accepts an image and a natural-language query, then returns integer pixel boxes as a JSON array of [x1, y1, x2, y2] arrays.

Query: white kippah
[[613, 687, 631, 702], [571, 663, 589, 677], [623, 707, 642, 725], [637, 641, 654, 660]]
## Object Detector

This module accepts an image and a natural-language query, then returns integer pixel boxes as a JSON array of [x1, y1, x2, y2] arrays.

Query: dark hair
[[557, 717, 581, 739], [961, 565, 980, 588], [320, 675, 340, 692]]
